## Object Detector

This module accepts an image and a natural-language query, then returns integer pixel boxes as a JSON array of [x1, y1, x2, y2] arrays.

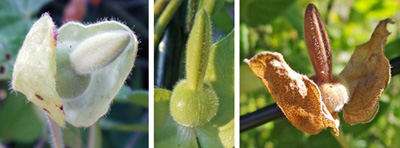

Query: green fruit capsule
[[170, 80, 219, 127], [185, 9, 212, 91]]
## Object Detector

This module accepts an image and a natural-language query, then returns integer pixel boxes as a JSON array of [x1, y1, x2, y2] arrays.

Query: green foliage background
[[0, 0, 148, 147], [240, 0, 400, 147]]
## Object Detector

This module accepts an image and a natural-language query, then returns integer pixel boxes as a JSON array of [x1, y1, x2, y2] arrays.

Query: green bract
[[11, 13, 138, 127]]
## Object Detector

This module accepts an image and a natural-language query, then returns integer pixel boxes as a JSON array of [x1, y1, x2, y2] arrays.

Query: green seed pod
[[170, 80, 219, 127], [186, 9, 212, 91]]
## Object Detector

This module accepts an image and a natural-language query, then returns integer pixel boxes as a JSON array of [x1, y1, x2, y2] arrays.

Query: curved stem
[[154, 0, 169, 20], [154, 0, 183, 49], [199, 0, 217, 15], [46, 114, 64, 148]]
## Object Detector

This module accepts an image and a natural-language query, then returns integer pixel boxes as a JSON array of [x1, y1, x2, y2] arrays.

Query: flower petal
[[340, 19, 392, 125], [245, 51, 339, 135]]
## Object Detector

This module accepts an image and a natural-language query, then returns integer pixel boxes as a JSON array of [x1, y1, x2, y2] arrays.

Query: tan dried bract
[[340, 19, 393, 124], [244, 52, 339, 135], [245, 18, 393, 136]]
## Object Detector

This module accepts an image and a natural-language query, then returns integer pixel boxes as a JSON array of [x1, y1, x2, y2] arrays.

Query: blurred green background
[[0, 0, 148, 147], [240, 0, 400, 147]]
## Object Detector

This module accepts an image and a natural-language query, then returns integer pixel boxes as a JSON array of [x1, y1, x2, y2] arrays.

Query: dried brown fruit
[[244, 52, 339, 135], [245, 3, 392, 136]]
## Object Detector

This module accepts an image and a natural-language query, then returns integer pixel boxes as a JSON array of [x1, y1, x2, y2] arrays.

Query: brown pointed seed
[[340, 19, 393, 124], [304, 4, 332, 83]]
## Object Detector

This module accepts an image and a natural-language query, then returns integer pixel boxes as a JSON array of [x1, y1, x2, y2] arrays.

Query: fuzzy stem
[[46, 114, 64, 148], [154, 0, 183, 48]]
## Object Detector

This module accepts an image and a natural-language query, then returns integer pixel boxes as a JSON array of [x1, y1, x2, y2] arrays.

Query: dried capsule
[[245, 3, 392, 136]]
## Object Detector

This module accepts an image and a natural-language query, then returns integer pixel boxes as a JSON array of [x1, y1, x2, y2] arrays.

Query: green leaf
[[0, 0, 51, 80], [0, 92, 44, 143], [99, 119, 148, 132], [203, 30, 234, 147], [240, 0, 295, 26], [212, 9, 234, 33], [385, 39, 400, 59], [115, 90, 149, 108]]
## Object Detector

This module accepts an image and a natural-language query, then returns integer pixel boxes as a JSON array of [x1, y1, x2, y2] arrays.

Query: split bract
[[12, 13, 138, 127]]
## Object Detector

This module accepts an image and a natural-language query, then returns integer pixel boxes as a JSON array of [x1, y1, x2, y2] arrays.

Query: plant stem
[[185, 0, 198, 33], [334, 129, 350, 148], [200, 0, 218, 15], [46, 114, 64, 148], [34, 137, 46, 148], [88, 124, 97, 148], [154, 0, 183, 49], [154, 0, 169, 20], [240, 103, 284, 132]]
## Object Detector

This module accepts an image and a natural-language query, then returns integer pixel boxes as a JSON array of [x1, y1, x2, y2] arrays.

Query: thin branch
[[154, 0, 183, 49], [240, 56, 400, 132], [155, 0, 169, 20], [240, 103, 283, 132], [334, 129, 350, 148], [46, 115, 64, 148], [87, 124, 97, 148]]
